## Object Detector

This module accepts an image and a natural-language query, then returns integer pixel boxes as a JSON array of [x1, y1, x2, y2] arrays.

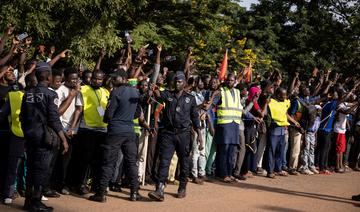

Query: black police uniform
[[156, 90, 201, 188], [90, 85, 140, 201], [20, 84, 63, 209]]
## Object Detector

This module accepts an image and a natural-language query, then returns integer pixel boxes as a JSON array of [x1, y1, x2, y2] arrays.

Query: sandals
[[319, 170, 332, 175]]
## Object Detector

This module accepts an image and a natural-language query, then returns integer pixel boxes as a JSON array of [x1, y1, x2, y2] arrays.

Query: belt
[[164, 127, 190, 134]]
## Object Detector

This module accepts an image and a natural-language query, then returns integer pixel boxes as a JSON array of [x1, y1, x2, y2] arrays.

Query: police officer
[[20, 62, 68, 212], [89, 70, 144, 202], [148, 71, 203, 201]]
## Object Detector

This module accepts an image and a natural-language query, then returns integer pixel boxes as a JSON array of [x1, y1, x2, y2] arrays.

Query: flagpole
[[141, 63, 161, 186], [142, 104, 151, 186]]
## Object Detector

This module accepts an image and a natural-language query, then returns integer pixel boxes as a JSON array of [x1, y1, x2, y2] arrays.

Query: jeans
[[191, 129, 206, 177], [300, 132, 316, 170], [266, 128, 286, 174], [282, 129, 289, 169]]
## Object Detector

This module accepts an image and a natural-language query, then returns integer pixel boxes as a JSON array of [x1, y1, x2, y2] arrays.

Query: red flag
[[244, 63, 252, 83], [154, 102, 164, 122], [218, 49, 228, 81]]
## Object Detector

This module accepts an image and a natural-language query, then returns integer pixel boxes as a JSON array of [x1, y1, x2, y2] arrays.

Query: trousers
[[266, 130, 286, 174], [98, 133, 139, 192], [157, 130, 191, 187]]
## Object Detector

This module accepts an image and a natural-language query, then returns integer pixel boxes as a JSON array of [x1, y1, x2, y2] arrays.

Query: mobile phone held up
[[17, 32, 28, 41]]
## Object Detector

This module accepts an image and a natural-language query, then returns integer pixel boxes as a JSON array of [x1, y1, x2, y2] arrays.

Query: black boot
[[130, 190, 142, 201], [89, 192, 106, 203], [23, 190, 32, 210], [148, 183, 165, 201], [177, 182, 186, 199], [23, 198, 31, 210], [29, 199, 54, 212], [177, 188, 186, 199]]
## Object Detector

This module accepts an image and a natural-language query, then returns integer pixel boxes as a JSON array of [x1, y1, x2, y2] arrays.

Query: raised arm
[[0, 25, 15, 55], [0, 38, 19, 66], [95, 48, 106, 71], [48, 49, 71, 67], [184, 47, 193, 80]]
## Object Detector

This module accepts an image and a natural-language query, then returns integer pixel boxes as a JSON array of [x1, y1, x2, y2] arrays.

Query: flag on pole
[[154, 102, 165, 122], [244, 62, 252, 83], [218, 49, 228, 82]]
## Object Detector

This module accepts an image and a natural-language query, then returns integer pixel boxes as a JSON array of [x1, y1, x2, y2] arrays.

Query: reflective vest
[[8, 91, 24, 137], [268, 98, 290, 126], [217, 87, 242, 125], [133, 118, 141, 136], [80, 85, 109, 128]]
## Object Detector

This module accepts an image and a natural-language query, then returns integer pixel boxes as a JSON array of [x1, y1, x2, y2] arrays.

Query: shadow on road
[[257, 205, 306, 212], [208, 179, 359, 206]]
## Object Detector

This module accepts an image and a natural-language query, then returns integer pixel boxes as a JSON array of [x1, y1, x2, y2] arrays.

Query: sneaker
[[266, 173, 276, 179], [42, 196, 49, 201], [309, 167, 319, 174], [4, 198, 12, 205], [61, 187, 70, 195], [301, 169, 314, 175], [256, 168, 267, 176]]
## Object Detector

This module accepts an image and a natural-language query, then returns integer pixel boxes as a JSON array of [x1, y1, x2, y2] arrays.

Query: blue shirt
[[319, 100, 337, 132]]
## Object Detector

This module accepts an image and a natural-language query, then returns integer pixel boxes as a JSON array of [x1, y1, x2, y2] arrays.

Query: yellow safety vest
[[268, 98, 290, 126], [133, 118, 141, 136], [8, 91, 24, 137], [80, 85, 109, 128], [217, 87, 243, 125]]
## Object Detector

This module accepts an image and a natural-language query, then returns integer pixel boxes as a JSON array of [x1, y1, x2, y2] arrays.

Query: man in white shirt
[[53, 68, 81, 194], [334, 100, 358, 173]]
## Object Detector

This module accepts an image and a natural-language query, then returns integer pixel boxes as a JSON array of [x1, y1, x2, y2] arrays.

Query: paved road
[[1, 172, 360, 212]]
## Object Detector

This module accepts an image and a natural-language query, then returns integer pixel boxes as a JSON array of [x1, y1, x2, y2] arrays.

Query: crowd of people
[[0, 25, 360, 212]]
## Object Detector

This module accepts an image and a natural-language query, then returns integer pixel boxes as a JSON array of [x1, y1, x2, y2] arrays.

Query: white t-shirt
[[334, 102, 349, 134], [55, 85, 79, 130]]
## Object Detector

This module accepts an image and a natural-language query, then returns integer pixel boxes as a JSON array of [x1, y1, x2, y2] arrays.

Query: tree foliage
[[0, 0, 358, 76]]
